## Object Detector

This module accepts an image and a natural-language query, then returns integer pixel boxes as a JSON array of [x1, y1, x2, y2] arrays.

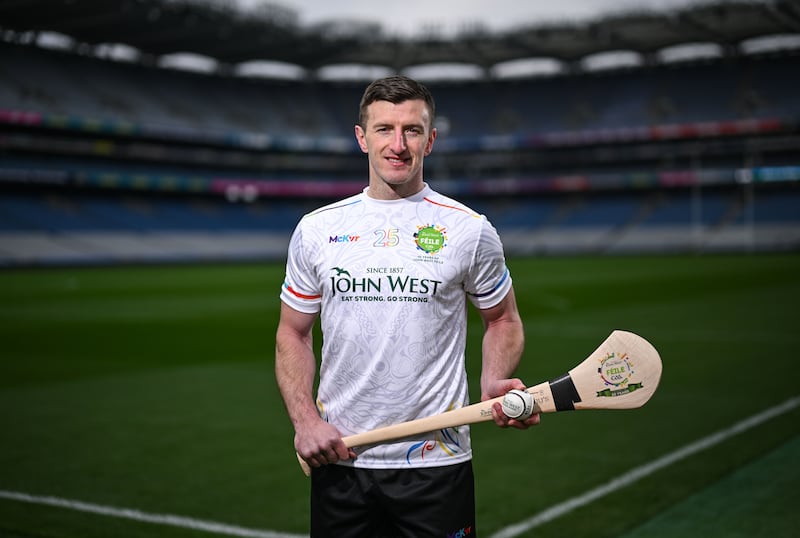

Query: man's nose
[[390, 130, 406, 152]]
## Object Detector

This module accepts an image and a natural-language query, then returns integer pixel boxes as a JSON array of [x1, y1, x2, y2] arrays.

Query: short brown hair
[[358, 75, 436, 129]]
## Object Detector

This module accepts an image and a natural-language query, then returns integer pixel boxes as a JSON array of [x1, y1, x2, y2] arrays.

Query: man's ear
[[354, 125, 368, 153], [424, 127, 437, 156]]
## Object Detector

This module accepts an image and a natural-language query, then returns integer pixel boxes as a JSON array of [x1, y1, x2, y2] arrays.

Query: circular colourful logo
[[598, 352, 633, 387], [414, 225, 446, 254]]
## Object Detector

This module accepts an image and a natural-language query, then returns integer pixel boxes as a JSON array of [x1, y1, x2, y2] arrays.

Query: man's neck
[[366, 179, 426, 201]]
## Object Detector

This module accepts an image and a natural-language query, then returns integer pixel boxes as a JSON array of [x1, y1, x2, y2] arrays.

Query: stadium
[[0, 1, 798, 537]]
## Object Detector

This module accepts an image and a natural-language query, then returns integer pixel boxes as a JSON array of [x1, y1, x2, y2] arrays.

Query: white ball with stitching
[[501, 389, 535, 420]]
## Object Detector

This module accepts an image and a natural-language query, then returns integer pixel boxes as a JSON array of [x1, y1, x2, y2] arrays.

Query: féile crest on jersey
[[414, 224, 447, 254]]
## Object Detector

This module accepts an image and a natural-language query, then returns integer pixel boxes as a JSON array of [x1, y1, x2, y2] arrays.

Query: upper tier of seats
[[2, 43, 798, 140]]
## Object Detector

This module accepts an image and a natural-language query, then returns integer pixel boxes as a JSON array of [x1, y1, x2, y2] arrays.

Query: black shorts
[[310, 461, 476, 538]]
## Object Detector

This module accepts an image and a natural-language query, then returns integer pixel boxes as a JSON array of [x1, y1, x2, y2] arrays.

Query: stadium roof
[[1, 0, 799, 77]]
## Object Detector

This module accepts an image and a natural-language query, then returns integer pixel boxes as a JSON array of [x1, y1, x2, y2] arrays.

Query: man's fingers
[[302, 439, 353, 468]]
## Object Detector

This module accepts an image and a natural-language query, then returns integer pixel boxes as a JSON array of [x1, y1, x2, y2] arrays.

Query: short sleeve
[[280, 222, 322, 313], [465, 218, 512, 310]]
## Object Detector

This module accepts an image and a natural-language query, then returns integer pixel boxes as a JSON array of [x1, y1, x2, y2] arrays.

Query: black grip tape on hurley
[[549, 373, 581, 411]]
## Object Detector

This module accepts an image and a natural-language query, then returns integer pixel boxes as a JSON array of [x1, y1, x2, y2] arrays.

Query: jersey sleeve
[[280, 222, 322, 314], [465, 218, 512, 310]]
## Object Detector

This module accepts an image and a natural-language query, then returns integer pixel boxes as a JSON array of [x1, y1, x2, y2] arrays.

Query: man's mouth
[[386, 156, 408, 166]]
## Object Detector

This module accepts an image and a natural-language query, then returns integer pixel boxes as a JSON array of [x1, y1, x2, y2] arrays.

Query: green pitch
[[0, 254, 798, 537]]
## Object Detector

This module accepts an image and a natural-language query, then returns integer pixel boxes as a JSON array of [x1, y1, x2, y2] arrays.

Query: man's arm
[[477, 287, 540, 429], [275, 302, 354, 468]]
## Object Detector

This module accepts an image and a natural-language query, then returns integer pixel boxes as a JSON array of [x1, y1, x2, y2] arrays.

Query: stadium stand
[[0, 1, 798, 265]]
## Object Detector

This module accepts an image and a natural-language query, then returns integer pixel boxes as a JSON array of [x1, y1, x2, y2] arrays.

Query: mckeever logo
[[414, 224, 447, 254], [329, 234, 360, 243], [447, 526, 473, 538]]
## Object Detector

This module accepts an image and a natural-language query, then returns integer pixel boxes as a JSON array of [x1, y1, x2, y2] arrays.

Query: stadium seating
[[3, 43, 800, 138], [1, 41, 798, 265]]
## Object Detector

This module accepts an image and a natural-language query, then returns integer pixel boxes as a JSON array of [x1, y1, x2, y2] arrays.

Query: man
[[275, 75, 539, 537]]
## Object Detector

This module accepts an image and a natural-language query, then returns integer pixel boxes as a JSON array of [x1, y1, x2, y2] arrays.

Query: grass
[[0, 254, 798, 537]]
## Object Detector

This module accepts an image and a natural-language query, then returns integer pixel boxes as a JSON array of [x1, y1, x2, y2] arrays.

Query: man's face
[[355, 99, 436, 198]]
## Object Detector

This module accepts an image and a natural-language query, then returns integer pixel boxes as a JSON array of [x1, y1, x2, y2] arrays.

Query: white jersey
[[280, 184, 512, 469]]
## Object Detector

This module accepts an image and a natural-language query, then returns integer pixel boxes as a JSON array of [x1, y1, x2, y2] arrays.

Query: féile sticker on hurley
[[596, 351, 645, 398]]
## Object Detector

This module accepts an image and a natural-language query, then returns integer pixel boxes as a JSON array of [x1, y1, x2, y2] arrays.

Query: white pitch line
[[1, 397, 797, 538], [0, 490, 306, 538], [490, 395, 800, 538]]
